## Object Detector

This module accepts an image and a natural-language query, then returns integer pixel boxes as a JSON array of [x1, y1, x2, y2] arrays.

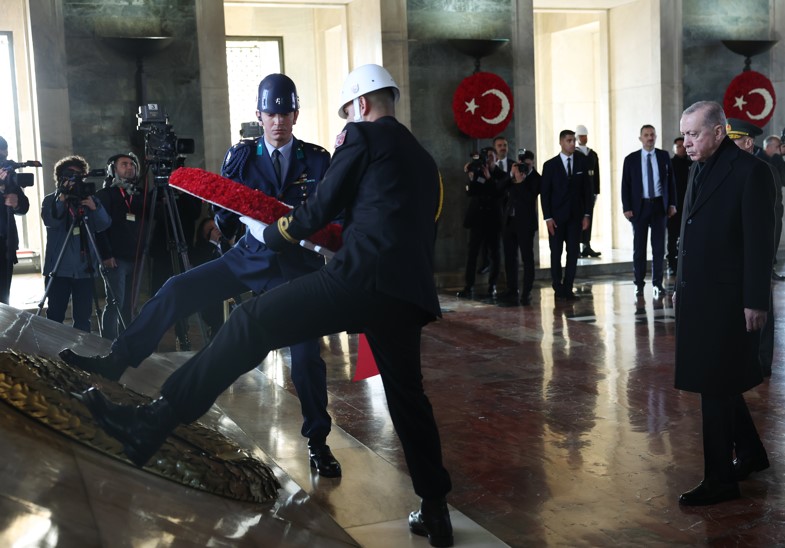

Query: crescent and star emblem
[[732, 89, 774, 120], [463, 89, 511, 124]]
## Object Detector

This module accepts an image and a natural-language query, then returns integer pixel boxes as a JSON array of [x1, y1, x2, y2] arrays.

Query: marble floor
[[2, 264, 785, 547]]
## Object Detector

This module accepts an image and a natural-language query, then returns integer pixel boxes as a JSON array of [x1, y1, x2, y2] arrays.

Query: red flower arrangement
[[722, 70, 776, 128], [169, 167, 343, 252], [452, 72, 514, 138]]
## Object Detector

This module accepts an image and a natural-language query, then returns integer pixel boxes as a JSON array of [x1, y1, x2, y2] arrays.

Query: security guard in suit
[[79, 64, 454, 548], [61, 74, 342, 477]]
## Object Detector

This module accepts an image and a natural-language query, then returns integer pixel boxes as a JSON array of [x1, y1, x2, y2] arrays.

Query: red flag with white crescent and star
[[452, 72, 514, 139], [722, 70, 776, 128]]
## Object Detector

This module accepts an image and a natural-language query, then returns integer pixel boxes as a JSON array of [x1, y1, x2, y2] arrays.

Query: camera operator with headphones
[[94, 153, 147, 339], [0, 136, 31, 305], [42, 155, 111, 331]]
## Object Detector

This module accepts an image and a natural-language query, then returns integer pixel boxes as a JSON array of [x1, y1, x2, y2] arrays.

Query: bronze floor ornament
[[0, 350, 280, 503]]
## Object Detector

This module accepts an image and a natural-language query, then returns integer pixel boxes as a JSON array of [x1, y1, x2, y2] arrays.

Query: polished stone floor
[[2, 263, 785, 547]]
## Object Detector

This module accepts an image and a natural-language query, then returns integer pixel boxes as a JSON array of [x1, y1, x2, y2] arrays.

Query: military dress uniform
[[109, 135, 334, 446], [159, 116, 452, 501]]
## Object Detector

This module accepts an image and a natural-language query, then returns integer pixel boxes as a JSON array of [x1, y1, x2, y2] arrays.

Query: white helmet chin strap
[[352, 97, 363, 122]]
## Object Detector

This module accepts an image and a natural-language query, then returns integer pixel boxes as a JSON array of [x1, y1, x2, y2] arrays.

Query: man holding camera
[[503, 149, 541, 306], [42, 155, 111, 331], [458, 147, 509, 299], [94, 153, 147, 339], [60, 74, 343, 478], [0, 136, 31, 305]]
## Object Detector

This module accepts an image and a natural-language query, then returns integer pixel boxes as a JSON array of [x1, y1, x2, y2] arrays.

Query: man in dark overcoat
[[675, 101, 774, 506]]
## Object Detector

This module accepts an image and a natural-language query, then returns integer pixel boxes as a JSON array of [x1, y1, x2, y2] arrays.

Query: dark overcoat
[[674, 137, 775, 395]]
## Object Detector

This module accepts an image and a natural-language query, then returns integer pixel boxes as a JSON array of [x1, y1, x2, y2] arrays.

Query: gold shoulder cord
[[435, 172, 444, 222]]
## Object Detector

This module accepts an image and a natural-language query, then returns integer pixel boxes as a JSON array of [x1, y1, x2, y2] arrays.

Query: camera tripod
[[36, 197, 124, 335], [132, 167, 208, 349]]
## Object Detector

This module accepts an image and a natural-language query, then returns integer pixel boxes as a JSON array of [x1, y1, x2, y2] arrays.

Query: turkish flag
[[353, 334, 379, 381]]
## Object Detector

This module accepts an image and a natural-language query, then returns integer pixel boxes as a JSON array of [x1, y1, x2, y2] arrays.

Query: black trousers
[[464, 222, 501, 289], [548, 216, 582, 292], [0, 238, 11, 305], [700, 393, 765, 483], [161, 268, 452, 500], [502, 218, 536, 296]]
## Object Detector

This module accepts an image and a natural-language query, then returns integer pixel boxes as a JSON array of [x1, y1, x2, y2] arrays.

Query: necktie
[[498, 160, 504, 171], [272, 149, 282, 184], [567, 157, 572, 177], [646, 153, 655, 198]]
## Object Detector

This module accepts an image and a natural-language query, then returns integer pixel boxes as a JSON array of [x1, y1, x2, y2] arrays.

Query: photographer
[[95, 153, 147, 339], [0, 136, 31, 305], [42, 155, 111, 331], [458, 146, 509, 298], [504, 150, 541, 306]]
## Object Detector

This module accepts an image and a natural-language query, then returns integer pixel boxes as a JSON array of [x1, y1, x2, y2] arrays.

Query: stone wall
[[62, 0, 205, 174]]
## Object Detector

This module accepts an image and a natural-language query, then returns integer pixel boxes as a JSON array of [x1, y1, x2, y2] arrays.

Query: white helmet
[[338, 64, 400, 121]]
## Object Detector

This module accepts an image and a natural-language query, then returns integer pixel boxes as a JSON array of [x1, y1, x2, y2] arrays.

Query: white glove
[[239, 216, 268, 243]]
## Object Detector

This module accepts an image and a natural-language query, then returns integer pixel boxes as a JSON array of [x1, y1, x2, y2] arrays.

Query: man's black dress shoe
[[487, 285, 497, 298], [81, 387, 179, 467], [635, 284, 644, 296], [678, 480, 740, 506], [59, 349, 128, 382], [308, 445, 342, 478], [521, 293, 532, 306], [585, 247, 601, 257], [773, 270, 785, 281], [408, 498, 453, 547], [456, 287, 473, 298], [733, 453, 770, 481], [653, 284, 666, 298]]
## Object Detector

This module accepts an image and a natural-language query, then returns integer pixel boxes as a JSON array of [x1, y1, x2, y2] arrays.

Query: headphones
[[106, 152, 140, 180]]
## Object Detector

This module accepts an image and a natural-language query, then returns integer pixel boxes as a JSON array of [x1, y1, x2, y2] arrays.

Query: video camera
[[240, 121, 263, 140], [514, 148, 534, 176], [137, 103, 195, 178], [467, 147, 495, 182], [57, 169, 103, 201], [1, 159, 41, 191]]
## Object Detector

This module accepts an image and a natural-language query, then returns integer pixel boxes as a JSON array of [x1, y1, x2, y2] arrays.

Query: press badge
[[126, 213, 136, 222]]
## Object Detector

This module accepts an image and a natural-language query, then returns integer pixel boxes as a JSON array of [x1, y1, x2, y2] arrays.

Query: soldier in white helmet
[[79, 64, 454, 547]]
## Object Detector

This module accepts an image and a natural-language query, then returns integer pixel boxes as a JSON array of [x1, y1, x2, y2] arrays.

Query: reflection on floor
[[2, 270, 785, 546]]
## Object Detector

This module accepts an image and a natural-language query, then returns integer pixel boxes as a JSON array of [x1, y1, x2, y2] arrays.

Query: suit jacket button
[[687, 219, 693, 224], [680, 281, 687, 287], [682, 249, 687, 256]]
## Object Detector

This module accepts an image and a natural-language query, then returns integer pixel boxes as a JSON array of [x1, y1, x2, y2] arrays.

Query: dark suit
[[620, 148, 676, 287], [159, 116, 452, 500], [462, 165, 507, 291], [0, 179, 30, 304], [109, 136, 335, 447], [540, 152, 592, 294], [667, 154, 691, 271], [675, 137, 774, 483], [577, 148, 600, 249], [503, 168, 540, 297]]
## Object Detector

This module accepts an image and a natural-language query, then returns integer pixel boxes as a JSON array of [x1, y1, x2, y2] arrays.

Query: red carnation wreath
[[168, 167, 343, 253], [722, 70, 776, 128], [452, 72, 514, 138]]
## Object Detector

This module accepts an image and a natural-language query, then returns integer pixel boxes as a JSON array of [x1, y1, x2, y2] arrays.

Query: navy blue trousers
[[112, 257, 331, 445], [632, 199, 667, 287]]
